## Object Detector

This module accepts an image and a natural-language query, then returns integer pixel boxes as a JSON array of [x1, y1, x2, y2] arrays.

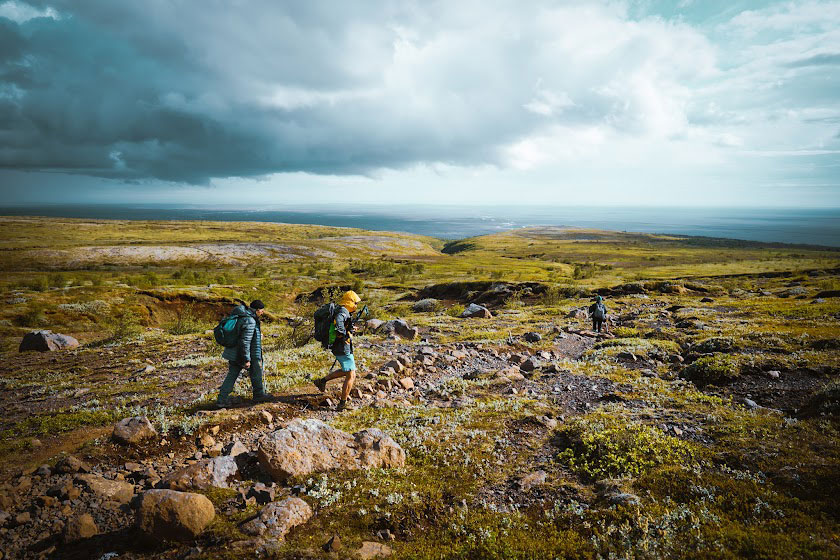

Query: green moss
[[685, 354, 741, 385], [692, 336, 737, 353]]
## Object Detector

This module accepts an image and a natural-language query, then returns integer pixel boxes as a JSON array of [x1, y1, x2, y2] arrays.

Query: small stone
[[323, 533, 342, 552], [519, 358, 540, 372], [35, 465, 51, 477], [523, 332, 542, 343], [112, 416, 157, 445], [358, 541, 393, 559], [398, 377, 415, 390], [239, 497, 312, 539], [744, 398, 759, 410], [209, 425, 220, 436], [260, 410, 273, 425], [198, 434, 216, 449], [55, 456, 90, 475], [768, 370, 780, 379]]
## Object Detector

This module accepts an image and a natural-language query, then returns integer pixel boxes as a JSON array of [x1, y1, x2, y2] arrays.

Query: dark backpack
[[213, 314, 243, 347], [592, 302, 607, 320], [313, 303, 337, 349]]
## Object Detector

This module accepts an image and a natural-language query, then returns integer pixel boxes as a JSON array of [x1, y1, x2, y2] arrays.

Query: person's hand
[[244, 361, 251, 369]]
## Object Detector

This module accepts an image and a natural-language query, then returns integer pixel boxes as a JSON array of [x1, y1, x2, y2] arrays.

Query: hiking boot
[[215, 400, 231, 409], [336, 399, 348, 411], [253, 393, 275, 403], [313, 377, 327, 393]]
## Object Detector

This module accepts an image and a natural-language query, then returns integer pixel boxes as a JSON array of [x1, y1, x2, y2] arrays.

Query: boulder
[[112, 416, 157, 445], [240, 497, 312, 539], [75, 474, 135, 504], [412, 298, 439, 312], [222, 440, 249, 459], [381, 359, 405, 374], [366, 318, 385, 331], [460, 303, 492, 319], [63, 513, 98, 543], [162, 456, 238, 491], [19, 330, 79, 352], [137, 489, 215, 542], [398, 377, 415, 390], [390, 319, 418, 340], [257, 419, 405, 482], [520, 358, 541, 372]]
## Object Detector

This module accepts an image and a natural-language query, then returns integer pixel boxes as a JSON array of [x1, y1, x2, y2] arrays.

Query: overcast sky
[[1, 0, 838, 206]]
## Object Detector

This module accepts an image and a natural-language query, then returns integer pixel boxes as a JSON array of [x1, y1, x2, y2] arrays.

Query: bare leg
[[341, 370, 356, 401], [324, 368, 348, 382]]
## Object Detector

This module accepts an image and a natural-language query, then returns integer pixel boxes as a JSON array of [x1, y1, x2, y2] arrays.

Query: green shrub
[[685, 354, 740, 385], [556, 415, 697, 480], [105, 309, 143, 341], [446, 304, 465, 318], [18, 303, 48, 327], [165, 303, 205, 335], [541, 284, 563, 306], [692, 336, 737, 354]]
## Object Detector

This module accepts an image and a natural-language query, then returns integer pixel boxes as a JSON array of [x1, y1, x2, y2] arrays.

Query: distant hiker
[[589, 295, 608, 333], [313, 290, 362, 411], [216, 300, 273, 408]]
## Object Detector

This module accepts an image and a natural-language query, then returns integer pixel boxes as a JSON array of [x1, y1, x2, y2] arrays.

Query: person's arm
[[239, 316, 255, 366]]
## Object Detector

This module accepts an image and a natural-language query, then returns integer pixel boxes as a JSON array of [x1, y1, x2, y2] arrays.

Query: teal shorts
[[334, 353, 356, 372]]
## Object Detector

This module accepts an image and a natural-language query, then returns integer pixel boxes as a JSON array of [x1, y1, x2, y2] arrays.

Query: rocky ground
[[0, 220, 838, 559]]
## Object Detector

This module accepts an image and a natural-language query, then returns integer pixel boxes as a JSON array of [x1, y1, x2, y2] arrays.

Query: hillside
[[0, 217, 838, 559]]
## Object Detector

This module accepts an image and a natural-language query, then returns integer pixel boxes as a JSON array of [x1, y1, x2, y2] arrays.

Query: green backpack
[[213, 314, 243, 347]]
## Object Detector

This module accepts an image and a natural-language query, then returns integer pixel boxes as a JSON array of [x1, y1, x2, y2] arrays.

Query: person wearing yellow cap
[[313, 290, 361, 410]]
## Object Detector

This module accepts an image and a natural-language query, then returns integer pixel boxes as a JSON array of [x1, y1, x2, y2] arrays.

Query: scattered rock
[[240, 497, 313, 539], [398, 377, 415, 390], [162, 456, 238, 491], [75, 474, 135, 504], [382, 359, 405, 374], [223, 440, 249, 460], [768, 370, 781, 379], [260, 410, 273, 425], [63, 513, 98, 543], [112, 416, 157, 445], [744, 398, 759, 410], [700, 297, 714, 303], [137, 489, 216, 542], [518, 470, 547, 491], [54, 455, 90, 474], [460, 303, 492, 319], [523, 332, 542, 343], [412, 298, 439, 312], [520, 358, 541, 372], [258, 418, 406, 481], [379, 319, 418, 340], [358, 541, 393, 559], [19, 330, 80, 352], [366, 318, 384, 331]]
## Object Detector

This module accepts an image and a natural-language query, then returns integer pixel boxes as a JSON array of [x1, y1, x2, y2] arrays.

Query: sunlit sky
[[1, 0, 839, 206]]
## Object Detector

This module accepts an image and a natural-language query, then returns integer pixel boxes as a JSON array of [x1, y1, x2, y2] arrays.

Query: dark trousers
[[593, 319, 604, 332], [218, 360, 265, 403]]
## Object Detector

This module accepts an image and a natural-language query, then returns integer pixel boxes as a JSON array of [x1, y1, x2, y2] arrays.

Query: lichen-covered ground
[[0, 218, 838, 559]]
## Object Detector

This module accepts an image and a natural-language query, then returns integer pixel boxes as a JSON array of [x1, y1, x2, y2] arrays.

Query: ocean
[[2, 204, 839, 248]]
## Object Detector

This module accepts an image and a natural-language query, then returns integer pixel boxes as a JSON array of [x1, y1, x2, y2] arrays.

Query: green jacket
[[221, 305, 261, 364], [330, 305, 352, 356]]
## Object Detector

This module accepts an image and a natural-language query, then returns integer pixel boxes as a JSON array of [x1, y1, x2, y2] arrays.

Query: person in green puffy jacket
[[217, 300, 273, 408]]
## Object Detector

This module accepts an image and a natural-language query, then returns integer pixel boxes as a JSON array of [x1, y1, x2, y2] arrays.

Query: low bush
[[685, 354, 740, 385]]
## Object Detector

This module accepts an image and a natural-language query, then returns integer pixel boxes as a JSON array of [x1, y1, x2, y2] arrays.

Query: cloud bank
[[0, 0, 838, 203]]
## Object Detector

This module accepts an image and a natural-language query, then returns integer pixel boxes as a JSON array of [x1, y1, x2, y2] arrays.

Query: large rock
[[412, 298, 439, 312], [460, 303, 492, 319], [75, 474, 135, 504], [19, 330, 79, 352], [240, 497, 312, 539], [565, 308, 587, 319], [113, 416, 157, 445], [381, 319, 418, 340], [258, 419, 405, 482], [64, 513, 98, 543], [162, 456, 238, 491], [137, 489, 215, 542], [54, 455, 90, 474]]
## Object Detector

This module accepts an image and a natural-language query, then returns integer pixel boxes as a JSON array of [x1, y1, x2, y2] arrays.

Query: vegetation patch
[[685, 354, 741, 385]]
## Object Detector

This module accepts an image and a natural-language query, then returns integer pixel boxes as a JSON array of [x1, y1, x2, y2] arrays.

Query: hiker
[[589, 295, 608, 333], [313, 290, 361, 411], [217, 300, 273, 408]]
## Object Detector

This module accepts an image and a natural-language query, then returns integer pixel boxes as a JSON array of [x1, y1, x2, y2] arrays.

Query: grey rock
[[240, 497, 312, 539], [112, 416, 157, 445], [523, 332, 542, 343], [460, 303, 492, 319], [412, 299, 439, 312], [19, 330, 80, 352]]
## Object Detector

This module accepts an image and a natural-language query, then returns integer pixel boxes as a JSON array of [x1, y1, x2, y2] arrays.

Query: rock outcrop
[[258, 419, 405, 481], [137, 489, 215, 542], [19, 330, 79, 352]]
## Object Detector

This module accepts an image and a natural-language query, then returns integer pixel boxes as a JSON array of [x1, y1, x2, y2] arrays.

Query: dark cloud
[[0, 1, 550, 183]]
